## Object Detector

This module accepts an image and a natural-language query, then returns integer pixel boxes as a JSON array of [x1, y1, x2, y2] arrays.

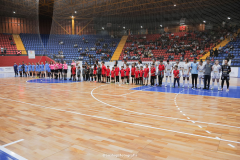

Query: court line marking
[[119, 87, 152, 96], [131, 86, 240, 99], [2, 139, 24, 147], [0, 96, 239, 144], [1, 83, 239, 127], [91, 85, 240, 129], [0, 139, 27, 160], [0, 83, 126, 98]]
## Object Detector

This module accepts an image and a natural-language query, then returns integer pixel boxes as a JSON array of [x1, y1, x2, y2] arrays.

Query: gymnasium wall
[[0, 56, 55, 67], [50, 19, 96, 35], [0, 16, 38, 34]]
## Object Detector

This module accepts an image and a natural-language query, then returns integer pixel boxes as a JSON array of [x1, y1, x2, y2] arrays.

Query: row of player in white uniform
[[163, 62, 222, 79], [131, 61, 222, 79]]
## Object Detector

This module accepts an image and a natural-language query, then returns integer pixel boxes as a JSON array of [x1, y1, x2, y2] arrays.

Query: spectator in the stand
[[218, 45, 222, 51], [190, 52, 195, 57], [148, 52, 153, 58], [168, 55, 171, 60], [78, 48, 82, 52], [123, 55, 127, 60], [214, 48, 218, 57], [82, 37, 85, 41], [200, 49, 204, 54], [180, 56, 184, 61], [227, 52, 234, 59], [171, 55, 174, 60], [230, 45, 234, 51]]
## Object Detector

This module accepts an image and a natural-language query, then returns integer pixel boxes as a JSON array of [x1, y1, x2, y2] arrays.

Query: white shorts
[[198, 74, 204, 79], [165, 71, 172, 77], [178, 71, 182, 77], [212, 72, 220, 79], [182, 73, 189, 78]]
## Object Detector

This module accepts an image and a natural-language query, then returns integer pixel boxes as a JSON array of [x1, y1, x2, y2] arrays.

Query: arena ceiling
[[0, 0, 239, 23]]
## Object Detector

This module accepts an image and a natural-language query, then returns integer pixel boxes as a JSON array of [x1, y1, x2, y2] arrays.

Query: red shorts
[[102, 74, 106, 77]]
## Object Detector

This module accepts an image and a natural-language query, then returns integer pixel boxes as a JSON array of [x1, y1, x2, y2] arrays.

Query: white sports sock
[[212, 81, 215, 88], [187, 80, 189, 86], [170, 78, 172, 85], [199, 78, 201, 87], [183, 80, 185, 86], [217, 82, 219, 88], [166, 78, 168, 85]]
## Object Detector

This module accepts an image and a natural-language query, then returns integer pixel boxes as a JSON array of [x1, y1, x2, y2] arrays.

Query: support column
[[72, 18, 75, 35]]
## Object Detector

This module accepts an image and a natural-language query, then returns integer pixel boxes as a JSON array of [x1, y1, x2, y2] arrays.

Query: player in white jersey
[[182, 58, 191, 88], [197, 60, 204, 89], [165, 60, 173, 87], [211, 60, 221, 90]]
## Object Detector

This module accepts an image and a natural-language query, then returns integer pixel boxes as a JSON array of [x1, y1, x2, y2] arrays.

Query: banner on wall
[[0, 67, 14, 73], [28, 50, 35, 59], [179, 26, 186, 31]]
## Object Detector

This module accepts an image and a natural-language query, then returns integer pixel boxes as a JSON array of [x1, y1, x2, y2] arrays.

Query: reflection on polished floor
[[0, 74, 240, 160]]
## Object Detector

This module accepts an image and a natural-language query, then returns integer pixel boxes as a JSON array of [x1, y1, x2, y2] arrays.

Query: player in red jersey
[[173, 65, 180, 88], [135, 67, 140, 85], [114, 65, 120, 84], [150, 64, 156, 86], [131, 64, 136, 84], [101, 61, 106, 83], [111, 67, 115, 83], [158, 60, 165, 87], [106, 66, 110, 83], [125, 64, 130, 84], [120, 66, 125, 84], [139, 66, 144, 85], [144, 64, 149, 86], [93, 64, 97, 82], [71, 65, 76, 81]]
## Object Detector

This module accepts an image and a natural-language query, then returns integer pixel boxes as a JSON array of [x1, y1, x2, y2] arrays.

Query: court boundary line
[[91, 85, 240, 129], [0, 96, 240, 144], [0, 139, 27, 160], [2, 139, 24, 147], [130, 86, 240, 99], [1, 83, 239, 128]]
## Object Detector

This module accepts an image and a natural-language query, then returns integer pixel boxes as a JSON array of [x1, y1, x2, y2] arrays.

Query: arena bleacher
[[212, 37, 240, 66], [119, 28, 235, 64], [20, 34, 120, 65], [0, 33, 17, 55]]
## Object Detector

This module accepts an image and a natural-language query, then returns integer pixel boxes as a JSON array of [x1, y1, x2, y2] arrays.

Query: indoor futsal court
[[1, 0, 240, 159]]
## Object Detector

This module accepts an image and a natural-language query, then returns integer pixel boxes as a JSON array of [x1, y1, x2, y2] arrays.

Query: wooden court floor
[[0, 77, 240, 160]]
